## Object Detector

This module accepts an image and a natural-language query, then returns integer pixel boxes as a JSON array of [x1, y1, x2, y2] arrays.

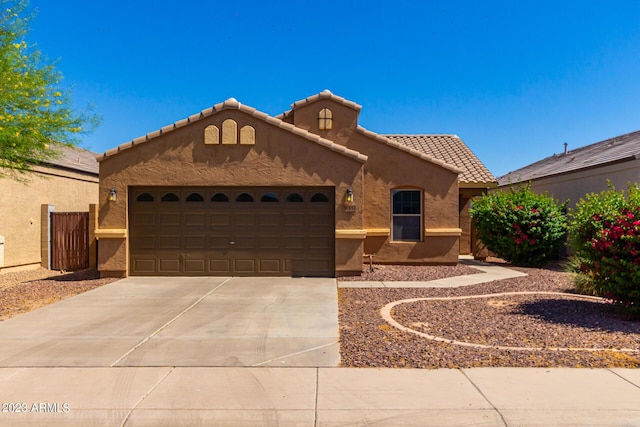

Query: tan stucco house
[[0, 146, 99, 272], [96, 91, 495, 278], [498, 130, 640, 208]]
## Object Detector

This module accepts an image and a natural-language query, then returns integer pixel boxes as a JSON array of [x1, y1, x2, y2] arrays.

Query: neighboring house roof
[[498, 130, 640, 186], [96, 98, 368, 164], [46, 145, 99, 175], [385, 134, 496, 186]]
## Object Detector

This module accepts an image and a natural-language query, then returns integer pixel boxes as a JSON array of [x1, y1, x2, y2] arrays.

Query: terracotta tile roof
[[47, 145, 99, 175], [385, 134, 496, 186], [357, 128, 463, 175], [96, 98, 368, 164], [498, 130, 640, 186], [278, 89, 361, 119]]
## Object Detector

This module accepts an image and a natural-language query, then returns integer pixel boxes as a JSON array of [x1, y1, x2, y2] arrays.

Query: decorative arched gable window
[[318, 108, 332, 130]]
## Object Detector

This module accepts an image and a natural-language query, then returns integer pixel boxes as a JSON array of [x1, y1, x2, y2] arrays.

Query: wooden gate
[[51, 212, 89, 270]]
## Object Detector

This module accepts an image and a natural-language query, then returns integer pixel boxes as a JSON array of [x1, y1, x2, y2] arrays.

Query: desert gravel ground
[[339, 262, 640, 368], [0, 268, 118, 321]]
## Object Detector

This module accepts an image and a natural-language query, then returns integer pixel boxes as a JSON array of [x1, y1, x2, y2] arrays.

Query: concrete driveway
[[0, 277, 340, 367]]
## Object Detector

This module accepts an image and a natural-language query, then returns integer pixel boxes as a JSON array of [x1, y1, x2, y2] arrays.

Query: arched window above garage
[[136, 192, 154, 202], [236, 193, 254, 202], [186, 193, 204, 202], [311, 193, 329, 202], [161, 192, 179, 202], [286, 193, 304, 202], [260, 193, 279, 202], [211, 193, 229, 202]]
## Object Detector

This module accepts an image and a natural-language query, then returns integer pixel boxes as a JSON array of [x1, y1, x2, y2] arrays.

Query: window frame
[[390, 189, 423, 242]]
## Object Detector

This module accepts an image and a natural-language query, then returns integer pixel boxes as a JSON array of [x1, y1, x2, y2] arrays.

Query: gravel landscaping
[[0, 268, 118, 321], [339, 262, 640, 368]]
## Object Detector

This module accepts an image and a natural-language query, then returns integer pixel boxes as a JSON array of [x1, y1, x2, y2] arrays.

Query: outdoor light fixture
[[346, 188, 354, 203], [109, 187, 117, 202]]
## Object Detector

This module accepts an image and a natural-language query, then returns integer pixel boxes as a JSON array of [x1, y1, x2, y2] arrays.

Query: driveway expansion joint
[[111, 278, 232, 367]]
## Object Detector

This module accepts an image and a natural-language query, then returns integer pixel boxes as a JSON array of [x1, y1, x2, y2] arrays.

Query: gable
[[97, 98, 366, 164]]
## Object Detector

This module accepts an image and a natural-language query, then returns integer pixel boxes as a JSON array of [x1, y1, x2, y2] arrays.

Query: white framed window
[[391, 189, 422, 241]]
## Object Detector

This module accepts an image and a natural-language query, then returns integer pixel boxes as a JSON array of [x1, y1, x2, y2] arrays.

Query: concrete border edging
[[381, 291, 640, 353]]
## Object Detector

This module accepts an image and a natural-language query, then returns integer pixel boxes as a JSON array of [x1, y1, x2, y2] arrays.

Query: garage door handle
[[229, 241, 236, 245]]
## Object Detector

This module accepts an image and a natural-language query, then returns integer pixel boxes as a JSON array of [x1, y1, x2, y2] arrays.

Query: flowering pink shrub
[[570, 183, 640, 319]]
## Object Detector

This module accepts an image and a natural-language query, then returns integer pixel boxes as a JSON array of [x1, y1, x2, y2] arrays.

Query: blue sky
[[24, 0, 640, 177]]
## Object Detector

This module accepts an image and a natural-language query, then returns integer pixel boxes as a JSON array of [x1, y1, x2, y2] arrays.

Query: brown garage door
[[129, 187, 335, 277]]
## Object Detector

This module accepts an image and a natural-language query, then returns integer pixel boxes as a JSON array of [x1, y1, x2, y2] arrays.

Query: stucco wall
[[290, 98, 461, 264], [0, 167, 98, 271], [97, 109, 365, 276]]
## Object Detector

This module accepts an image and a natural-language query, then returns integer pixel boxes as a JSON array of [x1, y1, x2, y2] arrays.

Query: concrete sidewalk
[[0, 367, 638, 426], [339, 259, 528, 288]]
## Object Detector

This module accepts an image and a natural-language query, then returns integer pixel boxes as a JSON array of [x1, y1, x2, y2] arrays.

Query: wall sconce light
[[109, 187, 117, 202], [344, 188, 356, 212]]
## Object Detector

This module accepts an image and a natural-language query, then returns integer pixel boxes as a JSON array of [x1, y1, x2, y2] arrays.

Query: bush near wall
[[569, 183, 640, 319], [470, 184, 568, 267]]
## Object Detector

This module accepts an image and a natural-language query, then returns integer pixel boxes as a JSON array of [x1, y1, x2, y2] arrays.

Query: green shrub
[[569, 183, 640, 319], [470, 184, 568, 266]]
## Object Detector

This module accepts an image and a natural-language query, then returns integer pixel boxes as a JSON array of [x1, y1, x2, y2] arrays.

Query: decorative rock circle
[[380, 291, 640, 353]]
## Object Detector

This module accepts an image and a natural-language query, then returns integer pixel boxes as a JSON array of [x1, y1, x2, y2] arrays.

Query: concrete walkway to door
[[0, 277, 340, 368]]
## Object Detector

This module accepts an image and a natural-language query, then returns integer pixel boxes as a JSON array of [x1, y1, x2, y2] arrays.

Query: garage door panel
[[309, 236, 331, 249], [184, 259, 206, 273], [159, 259, 181, 273], [258, 236, 281, 249], [159, 213, 181, 226], [259, 259, 281, 273], [283, 213, 305, 227], [184, 213, 206, 227], [209, 235, 232, 249], [309, 213, 332, 227], [284, 236, 305, 249], [233, 213, 255, 226], [257, 213, 280, 227], [133, 213, 155, 226], [131, 236, 155, 250], [130, 186, 334, 276], [233, 236, 256, 249], [209, 213, 231, 227], [184, 235, 206, 249], [209, 259, 231, 273], [234, 259, 256, 273], [133, 258, 156, 273], [158, 236, 181, 249]]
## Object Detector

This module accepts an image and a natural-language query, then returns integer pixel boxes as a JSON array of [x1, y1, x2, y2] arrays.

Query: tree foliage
[[0, 0, 98, 177], [470, 184, 568, 266], [568, 183, 640, 319]]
